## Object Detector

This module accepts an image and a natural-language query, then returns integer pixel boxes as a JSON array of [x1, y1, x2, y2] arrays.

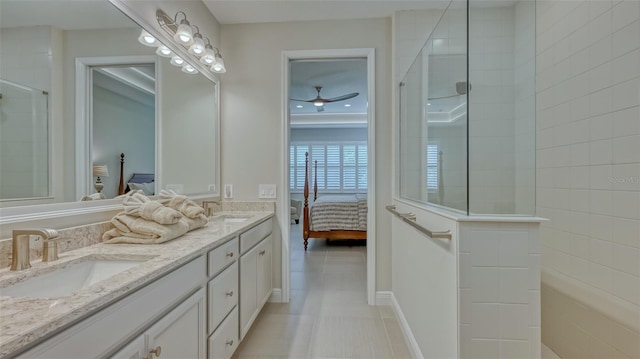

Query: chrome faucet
[[10, 229, 59, 271]]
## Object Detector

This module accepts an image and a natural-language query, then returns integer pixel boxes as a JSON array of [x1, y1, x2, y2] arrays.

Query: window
[[290, 142, 367, 192], [427, 144, 439, 191]]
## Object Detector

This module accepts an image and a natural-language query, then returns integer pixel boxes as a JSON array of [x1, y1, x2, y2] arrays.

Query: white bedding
[[309, 194, 367, 231]]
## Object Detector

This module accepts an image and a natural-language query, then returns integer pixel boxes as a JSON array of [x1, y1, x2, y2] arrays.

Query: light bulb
[[174, 20, 193, 45], [200, 47, 215, 65], [170, 56, 185, 67], [138, 29, 158, 47], [188, 34, 205, 56], [181, 64, 198, 74], [156, 45, 173, 57], [211, 54, 226, 73], [313, 101, 323, 107]]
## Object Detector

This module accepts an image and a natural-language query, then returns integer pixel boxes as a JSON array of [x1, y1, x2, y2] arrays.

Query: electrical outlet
[[224, 184, 233, 198], [259, 184, 276, 199], [208, 184, 216, 192], [166, 184, 183, 194]]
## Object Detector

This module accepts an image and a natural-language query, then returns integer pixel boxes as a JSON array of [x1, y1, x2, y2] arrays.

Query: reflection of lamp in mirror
[[93, 165, 109, 193]]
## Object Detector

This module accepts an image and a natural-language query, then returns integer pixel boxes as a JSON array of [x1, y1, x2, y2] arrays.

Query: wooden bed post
[[118, 153, 125, 195], [314, 160, 318, 202], [303, 152, 310, 250]]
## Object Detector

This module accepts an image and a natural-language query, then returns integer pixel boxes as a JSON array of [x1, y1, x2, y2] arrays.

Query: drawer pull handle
[[259, 250, 266, 256], [226, 290, 234, 297], [147, 346, 161, 359], [226, 339, 234, 346], [226, 252, 234, 258]]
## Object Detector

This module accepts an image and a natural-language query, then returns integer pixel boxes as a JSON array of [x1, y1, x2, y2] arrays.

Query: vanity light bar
[[153, 9, 226, 74]]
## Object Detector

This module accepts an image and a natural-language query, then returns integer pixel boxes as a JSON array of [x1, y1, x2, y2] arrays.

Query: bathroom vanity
[[0, 212, 274, 359]]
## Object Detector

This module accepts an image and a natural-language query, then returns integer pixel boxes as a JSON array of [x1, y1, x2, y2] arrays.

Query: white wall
[[537, 0, 640, 357], [468, 6, 517, 215], [220, 18, 392, 291]]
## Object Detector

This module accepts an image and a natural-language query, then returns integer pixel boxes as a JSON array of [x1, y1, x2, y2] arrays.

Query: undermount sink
[[0, 258, 150, 298], [209, 214, 252, 223]]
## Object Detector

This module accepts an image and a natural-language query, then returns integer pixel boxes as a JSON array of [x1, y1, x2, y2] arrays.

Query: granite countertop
[[0, 211, 273, 358]]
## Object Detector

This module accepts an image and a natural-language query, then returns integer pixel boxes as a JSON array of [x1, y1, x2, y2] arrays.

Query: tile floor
[[233, 223, 412, 359], [233, 224, 561, 359]]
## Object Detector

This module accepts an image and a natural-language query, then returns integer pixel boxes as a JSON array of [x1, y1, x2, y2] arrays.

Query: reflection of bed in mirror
[[302, 152, 367, 251], [118, 153, 155, 196]]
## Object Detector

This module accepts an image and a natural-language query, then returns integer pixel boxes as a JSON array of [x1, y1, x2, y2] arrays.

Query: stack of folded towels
[[102, 190, 208, 244]]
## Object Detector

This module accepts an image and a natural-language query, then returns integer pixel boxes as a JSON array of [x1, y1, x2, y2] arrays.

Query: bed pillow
[[129, 182, 155, 195]]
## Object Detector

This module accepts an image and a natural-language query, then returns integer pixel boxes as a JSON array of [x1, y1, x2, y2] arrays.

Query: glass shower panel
[[468, 0, 536, 215], [397, 0, 535, 216], [0, 79, 49, 200], [399, 0, 468, 211], [425, 4, 468, 212]]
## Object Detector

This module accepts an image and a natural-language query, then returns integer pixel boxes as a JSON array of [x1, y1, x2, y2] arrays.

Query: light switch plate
[[166, 184, 183, 194], [259, 184, 276, 199], [224, 184, 233, 198], [208, 184, 216, 192]]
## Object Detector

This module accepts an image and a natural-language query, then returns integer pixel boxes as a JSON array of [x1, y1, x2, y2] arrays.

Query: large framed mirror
[[0, 0, 220, 213]]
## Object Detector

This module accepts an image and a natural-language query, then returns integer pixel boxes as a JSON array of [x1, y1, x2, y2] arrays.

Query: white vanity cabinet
[[239, 219, 273, 339], [17, 257, 207, 358], [112, 288, 206, 359], [111, 336, 146, 359], [206, 237, 239, 359], [9, 214, 276, 359]]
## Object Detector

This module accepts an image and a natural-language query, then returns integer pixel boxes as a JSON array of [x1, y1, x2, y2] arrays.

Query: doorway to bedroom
[[280, 49, 376, 307]]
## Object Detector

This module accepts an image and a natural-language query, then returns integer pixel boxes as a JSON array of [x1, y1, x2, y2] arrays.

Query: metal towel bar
[[386, 205, 452, 240]]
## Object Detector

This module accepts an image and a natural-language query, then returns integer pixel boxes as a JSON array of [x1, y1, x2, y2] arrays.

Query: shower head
[[456, 81, 469, 95]]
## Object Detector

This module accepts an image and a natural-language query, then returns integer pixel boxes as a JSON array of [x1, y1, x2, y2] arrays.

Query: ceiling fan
[[291, 86, 358, 112]]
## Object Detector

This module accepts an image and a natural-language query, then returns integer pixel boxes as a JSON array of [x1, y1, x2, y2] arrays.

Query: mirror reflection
[[92, 64, 156, 199], [0, 0, 219, 207]]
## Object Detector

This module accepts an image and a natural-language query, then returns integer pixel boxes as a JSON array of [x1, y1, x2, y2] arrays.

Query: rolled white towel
[[103, 212, 189, 244], [159, 189, 205, 219], [123, 193, 182, 225]]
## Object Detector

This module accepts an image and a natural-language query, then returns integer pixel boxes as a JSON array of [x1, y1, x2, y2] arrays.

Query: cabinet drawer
[[240, 219, 272, 254], [207, 307, 239, 359], [208, 237, 238, 277], [207, 262, 238, 335]]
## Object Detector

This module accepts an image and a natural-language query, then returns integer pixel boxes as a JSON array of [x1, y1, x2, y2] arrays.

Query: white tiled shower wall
[[536, 0, 640, 357], [0, 27, 53, 199], [459, 222, 541, 359]]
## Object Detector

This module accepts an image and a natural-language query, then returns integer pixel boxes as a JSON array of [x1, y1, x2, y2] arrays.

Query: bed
[[117, 153, 155, 195], [302, 152, 367, 250]]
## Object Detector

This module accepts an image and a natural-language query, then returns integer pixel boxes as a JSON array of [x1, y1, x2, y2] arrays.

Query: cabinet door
[[145, 287, 206, 359], [208, 307, 239, 359], [256, 235, 272, 308], [110, 335, 145, 359], [239, 246, 258, 340]]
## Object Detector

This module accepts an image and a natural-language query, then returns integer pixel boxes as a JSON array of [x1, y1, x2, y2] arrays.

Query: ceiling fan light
[[313, 101, 324, 107], [156, 45, 173, 57], [138, 29, 158, 47]]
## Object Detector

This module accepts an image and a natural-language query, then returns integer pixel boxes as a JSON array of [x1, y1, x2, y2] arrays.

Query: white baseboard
[[269, 288, 283, 303], [375, 291, 393, 306], [390, 293, 424, 359]]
